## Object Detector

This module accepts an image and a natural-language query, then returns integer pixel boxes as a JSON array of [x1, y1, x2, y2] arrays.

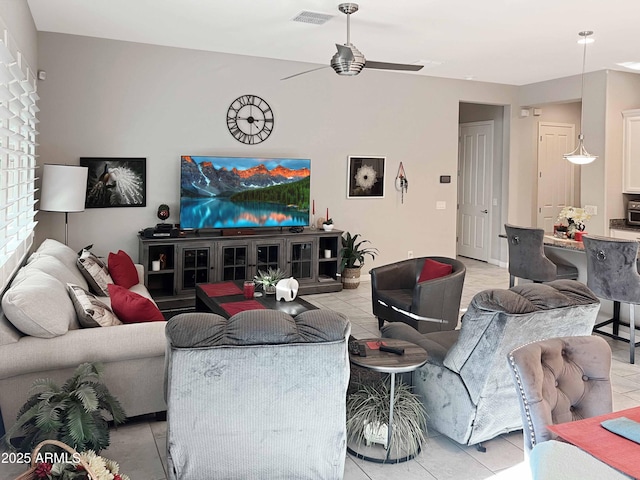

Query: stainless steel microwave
[[628, 201, 640, 226]]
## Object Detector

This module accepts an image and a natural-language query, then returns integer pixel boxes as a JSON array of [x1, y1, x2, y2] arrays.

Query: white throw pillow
[[67, 284, 122, 328], [1, 272, 77, 338]]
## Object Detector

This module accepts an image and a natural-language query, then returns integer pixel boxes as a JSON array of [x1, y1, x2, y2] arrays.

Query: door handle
[[481, 209, 488, 214]]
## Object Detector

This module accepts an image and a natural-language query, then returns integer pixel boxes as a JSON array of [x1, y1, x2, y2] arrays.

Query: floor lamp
[[40, 164, 88, 245]]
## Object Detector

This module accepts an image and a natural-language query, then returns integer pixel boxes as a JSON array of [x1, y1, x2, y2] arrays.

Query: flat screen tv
[[180, 156, 311, 230]]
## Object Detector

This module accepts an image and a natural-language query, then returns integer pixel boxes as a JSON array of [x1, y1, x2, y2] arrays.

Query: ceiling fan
[[282, 3, 423, 80]]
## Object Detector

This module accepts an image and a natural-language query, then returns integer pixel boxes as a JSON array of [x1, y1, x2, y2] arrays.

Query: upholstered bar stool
[[583, 235, 640, 363], [505, 224, 579, 287]]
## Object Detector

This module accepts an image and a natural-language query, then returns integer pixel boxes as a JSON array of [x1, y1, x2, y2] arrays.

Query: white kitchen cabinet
[[609, 228, 640, 241], [623, 109, 640, 193]]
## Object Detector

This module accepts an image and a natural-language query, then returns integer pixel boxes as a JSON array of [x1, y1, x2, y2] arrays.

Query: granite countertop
[[543, 235, 585, 252], [610, 219, 640, 232]]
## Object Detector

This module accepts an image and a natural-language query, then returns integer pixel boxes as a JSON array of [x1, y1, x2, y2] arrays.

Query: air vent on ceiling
[[292, 11, 334, 25]]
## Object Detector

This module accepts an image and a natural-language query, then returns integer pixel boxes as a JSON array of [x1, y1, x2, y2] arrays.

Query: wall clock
[[226, 95, 274, 145]]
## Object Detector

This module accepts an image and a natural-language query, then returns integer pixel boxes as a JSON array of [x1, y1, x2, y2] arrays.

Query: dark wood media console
[[138, 228, 343, 310]]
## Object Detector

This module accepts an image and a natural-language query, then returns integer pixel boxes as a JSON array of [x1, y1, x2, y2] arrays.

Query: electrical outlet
[[585, 204, 597, 216], [407, 250, 414, 259], [436, 201, 446, 210]]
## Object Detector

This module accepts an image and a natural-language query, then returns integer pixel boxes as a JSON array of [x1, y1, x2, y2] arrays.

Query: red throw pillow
[[107, 284, 165, 323], [418, 258, 453, 283], [108, 250, 139, 289]]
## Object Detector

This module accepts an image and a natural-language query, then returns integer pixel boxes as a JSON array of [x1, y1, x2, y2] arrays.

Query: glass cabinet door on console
[[178, 244, 211, 293], [289, 239, 316, 281], [254, 239, 285, 276], [220, 242, 249, 281]]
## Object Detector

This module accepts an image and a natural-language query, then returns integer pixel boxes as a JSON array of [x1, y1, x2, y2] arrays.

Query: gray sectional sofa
[[0, 239, 167, 431]]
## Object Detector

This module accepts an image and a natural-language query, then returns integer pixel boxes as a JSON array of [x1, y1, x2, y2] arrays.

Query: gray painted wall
[[35, 32, 519, 268]]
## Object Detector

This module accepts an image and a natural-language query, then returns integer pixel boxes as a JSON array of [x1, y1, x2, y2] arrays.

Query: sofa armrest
[[135, 264, 145, 285]]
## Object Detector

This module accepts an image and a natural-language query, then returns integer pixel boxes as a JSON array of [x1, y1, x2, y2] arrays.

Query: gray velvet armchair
[[370, 256, 466, 334], [164, 309, 351, 480], [382, 280, 600, 447]]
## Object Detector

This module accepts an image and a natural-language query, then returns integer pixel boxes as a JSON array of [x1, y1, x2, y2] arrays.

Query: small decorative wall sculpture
[[395, 162, 408, 203], [347, 156, 385, 199], [80, 157, 146, 208]]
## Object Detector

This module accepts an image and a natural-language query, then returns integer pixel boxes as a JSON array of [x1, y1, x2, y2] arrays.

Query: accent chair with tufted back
[[507, 335, 613, 454]]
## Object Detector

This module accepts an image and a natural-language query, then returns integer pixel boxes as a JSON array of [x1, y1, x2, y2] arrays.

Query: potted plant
[[340, 232, 378, 289], [322, 217, 334, 231], [253, 267, 286, 294], [346, 379, 427, 458], [1, 362, 126, 454]]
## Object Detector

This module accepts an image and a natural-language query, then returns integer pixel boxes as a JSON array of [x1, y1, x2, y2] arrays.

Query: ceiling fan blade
[[365, 61, 424, 72], [335, 44, 355, 62], [281, 65, 330, 81]]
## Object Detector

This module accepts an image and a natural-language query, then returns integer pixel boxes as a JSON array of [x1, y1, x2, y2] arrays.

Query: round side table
[[347, 338, 428, 463]]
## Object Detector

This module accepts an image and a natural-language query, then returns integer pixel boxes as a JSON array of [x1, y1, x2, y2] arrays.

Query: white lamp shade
[[40, 164, 88, 212]]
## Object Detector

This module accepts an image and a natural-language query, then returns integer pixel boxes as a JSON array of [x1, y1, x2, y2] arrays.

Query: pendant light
[[563, 31, 597, 165]]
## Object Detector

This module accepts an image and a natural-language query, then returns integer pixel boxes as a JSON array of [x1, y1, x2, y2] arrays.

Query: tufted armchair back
[[164, 309, 351, 480], [508, 335, 612, 454]]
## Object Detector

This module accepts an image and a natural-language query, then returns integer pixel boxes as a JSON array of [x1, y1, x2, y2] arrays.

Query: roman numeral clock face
[[226, 95, 274, 145]]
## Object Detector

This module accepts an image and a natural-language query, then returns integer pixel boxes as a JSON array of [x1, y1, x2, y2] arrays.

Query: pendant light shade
[[563, 31, 597, 165]]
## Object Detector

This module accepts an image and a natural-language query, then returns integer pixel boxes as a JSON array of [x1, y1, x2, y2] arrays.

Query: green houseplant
[[253, 267, 286, 294], [1, 362, 126, 454], [340, 232, 378, 289], [346, 379, 427, 459]]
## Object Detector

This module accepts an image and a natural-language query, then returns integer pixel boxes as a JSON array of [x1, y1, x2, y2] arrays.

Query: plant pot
[[342, 267, 361, 289], [323, 224, 334, 231], [264, 284, 276, 295]]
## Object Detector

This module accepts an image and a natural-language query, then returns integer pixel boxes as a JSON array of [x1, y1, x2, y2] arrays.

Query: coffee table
[[347, 338, 428, 464], [195, 280, 317, 318]]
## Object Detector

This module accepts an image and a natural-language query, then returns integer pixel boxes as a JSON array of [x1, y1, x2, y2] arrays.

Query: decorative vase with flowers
[[556, 206, 591, 239]]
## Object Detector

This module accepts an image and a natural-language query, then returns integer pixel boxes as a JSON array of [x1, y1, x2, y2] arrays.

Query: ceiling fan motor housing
[[331, 43, 365, 75]]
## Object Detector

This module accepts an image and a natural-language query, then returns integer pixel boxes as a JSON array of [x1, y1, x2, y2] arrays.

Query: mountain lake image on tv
[[180, 156, 311, 230]]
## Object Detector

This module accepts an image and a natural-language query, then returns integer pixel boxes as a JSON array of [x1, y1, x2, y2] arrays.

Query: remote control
[[380, 345, 404, 355]]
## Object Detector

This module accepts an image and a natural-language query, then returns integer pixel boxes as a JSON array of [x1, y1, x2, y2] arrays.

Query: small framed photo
[[347, 156, 385, 199], [80, 157, 146, 208]]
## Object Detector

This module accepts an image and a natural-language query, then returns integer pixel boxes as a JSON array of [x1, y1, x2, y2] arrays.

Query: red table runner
[[547, 406, 640, 479], [199, 281, 243, 297], [220, 299, 266, 316]]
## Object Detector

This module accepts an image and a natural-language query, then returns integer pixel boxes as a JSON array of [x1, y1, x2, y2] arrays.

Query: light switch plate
[[436, 201, 446, 210], [585, 204, 597, 216]]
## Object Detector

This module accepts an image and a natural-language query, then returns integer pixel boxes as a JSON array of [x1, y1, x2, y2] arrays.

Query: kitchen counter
[[609, 218, 640, 232]]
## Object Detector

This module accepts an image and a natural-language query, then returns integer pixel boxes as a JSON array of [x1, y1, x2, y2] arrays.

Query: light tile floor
[[2, 257, 639, 480]]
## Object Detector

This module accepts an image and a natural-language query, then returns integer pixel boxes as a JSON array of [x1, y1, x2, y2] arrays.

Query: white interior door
[[537, 122, 577, 232], [457, 121, 493, 261]]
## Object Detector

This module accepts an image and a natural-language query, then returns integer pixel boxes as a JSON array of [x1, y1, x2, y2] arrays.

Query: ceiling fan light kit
[[563, 30, 597, 165]]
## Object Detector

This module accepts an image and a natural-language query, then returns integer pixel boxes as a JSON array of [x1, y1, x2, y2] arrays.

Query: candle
[[312, 199, 315, 215], [326, 207, 329, 220]]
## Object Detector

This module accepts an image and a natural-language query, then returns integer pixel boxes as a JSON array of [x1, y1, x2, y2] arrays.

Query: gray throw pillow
[[77, 249, 113, 296], [67, 284, 122, 328]]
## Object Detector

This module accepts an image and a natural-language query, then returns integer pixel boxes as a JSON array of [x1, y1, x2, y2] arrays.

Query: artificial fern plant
[[1, 362, 126, 453]]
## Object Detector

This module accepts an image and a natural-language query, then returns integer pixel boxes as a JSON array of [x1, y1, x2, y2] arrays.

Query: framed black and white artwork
[[347, 156, 385, 199], [80, 157, 147, 208]]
